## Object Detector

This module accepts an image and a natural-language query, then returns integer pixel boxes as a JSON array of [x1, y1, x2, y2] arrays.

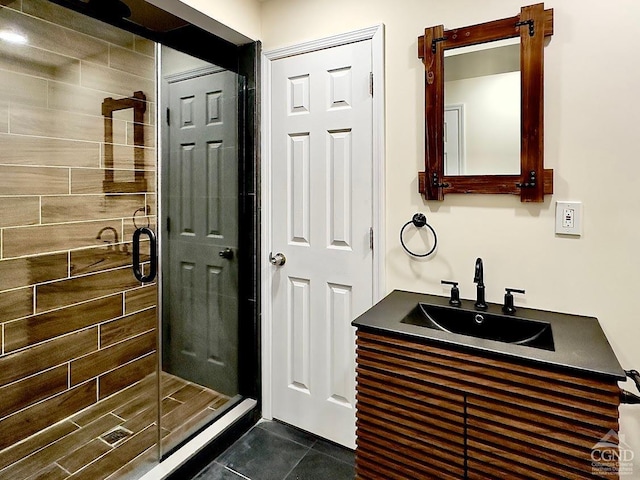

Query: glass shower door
[[0, 2, 160, 478], [158, 45, 243, 455]]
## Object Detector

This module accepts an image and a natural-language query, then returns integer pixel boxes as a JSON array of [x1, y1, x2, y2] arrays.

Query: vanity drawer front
[[356, 331, 620, 413]]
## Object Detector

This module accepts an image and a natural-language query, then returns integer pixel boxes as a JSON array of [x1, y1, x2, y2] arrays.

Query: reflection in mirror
[[444, 42, 520, 176]]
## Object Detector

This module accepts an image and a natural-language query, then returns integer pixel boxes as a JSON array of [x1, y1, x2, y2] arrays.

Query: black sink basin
[[401, 303, 555, 351]]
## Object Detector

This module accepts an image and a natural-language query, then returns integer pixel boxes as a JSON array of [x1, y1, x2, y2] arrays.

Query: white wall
[[261, 0, 640, 469], [178, 0, 261, 39]]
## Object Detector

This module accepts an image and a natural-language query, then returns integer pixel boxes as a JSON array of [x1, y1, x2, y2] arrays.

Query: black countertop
[[352, 289, 626, 381]]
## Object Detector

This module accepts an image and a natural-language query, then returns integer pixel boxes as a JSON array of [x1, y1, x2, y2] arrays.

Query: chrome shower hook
[[400, 213, 438, 257]]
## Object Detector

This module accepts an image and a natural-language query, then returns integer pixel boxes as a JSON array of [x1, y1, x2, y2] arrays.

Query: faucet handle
[[503, 288, 525, 314], [441, 280, 461, 307]]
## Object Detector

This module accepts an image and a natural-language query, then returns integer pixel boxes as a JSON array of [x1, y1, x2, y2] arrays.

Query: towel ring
[[132, 205, 151, 229], [400, 213, 438, 258]]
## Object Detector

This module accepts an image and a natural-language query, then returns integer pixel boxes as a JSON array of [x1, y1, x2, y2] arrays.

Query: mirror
[[418, 3, 554, 202], [444, 41, 520, 176]]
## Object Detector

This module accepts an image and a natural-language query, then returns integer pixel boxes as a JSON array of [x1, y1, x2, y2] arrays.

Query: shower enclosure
[[0, 1, 258, 478]]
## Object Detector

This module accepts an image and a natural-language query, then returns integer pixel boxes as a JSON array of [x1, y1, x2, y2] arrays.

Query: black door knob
[[219, 248, 234, 260]]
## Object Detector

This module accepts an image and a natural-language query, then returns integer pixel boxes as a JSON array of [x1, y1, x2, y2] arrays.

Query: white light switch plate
[[555, 201, 582, 236]]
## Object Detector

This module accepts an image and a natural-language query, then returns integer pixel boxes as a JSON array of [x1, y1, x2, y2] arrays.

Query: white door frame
[[260, 24, 386, 420]]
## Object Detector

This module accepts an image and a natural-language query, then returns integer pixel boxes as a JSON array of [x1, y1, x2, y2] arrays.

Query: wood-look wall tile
[[36, 269, 133, 312], [81, 62, 155, 102], [0, 101, 7, 132], [99, 352, 156, 400], [0, 165, 68, 196], [71, 168, 154, 194], [109, 45, 155, 79], [0, 287, 33, 322], [65, 424, 156, 480], [0, 380, 96, 450], [22, 0, 135, 48], [101, 307, 156, 348], [124, 285, 157, 314], [0, 253, 67, 291], [71, 330, 156, 386], [104, 144, 156, 170], [0, 420, 77, 472], [0, 197, 39, 227], [0, 365, 67, 419], [146, 194, 156, 218], [0, 412, 120, 479], [0, 41, 80, 83], [42, 194, 145, 223], [0, 133, 100, 168], [134, 36, 155, 57], [0, 69, 47, 107], [5, 295, 121, 351], [57, 437, 112, 474], [123, 217, 156, 239], [48, 82, 155, 126], [49, 81, 113, 117], [112, 99, 155, 126], [10, 104, 126, 144], [0, 1, 22, 11], [127, 122, 156, 148], [3, 219, 121, 258], [70, 243, 137, 277], [0, 327, 97, 387], [0, 7, 109, 65]]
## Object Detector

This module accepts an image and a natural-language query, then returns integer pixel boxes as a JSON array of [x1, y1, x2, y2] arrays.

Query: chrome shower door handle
[[269, 252, 286, 266]]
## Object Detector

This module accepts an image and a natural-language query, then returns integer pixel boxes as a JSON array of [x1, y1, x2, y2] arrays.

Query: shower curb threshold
[[138, 398, 257, 480]]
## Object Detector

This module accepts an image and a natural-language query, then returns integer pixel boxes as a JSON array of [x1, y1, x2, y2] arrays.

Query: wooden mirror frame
[[418, 3, 554, 202]]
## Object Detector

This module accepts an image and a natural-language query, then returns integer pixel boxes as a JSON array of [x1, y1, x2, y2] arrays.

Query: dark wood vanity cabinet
[[355, 329, 621, 479]]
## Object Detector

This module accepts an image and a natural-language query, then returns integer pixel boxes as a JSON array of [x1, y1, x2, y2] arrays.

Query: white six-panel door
[[270, 40, 374, 448]]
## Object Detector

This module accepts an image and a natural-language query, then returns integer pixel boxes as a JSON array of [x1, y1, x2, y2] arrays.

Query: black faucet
[[96, 226, 120, 251], [474, 258, 488, 310]]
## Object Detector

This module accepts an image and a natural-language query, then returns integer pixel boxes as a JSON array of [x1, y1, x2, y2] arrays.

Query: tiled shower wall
[[0, 0, 157, 451]]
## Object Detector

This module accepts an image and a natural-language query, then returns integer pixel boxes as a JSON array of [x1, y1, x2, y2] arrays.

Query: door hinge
[[369, 72, 374, 96], [369, 227, 374, 250], [166, 217, 171, 232], [166, 107, 170, 126]]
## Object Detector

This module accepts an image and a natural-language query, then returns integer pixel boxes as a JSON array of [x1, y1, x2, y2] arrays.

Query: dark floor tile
[[217, 426, 309, 480], [193, 462, 246, 480], [284, 450, 354, 480], [311, 439, 355, 467], [256, 420, 317, 448]]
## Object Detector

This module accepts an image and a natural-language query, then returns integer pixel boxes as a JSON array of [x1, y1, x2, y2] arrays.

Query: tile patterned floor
[[192, 420, 355, 480], [0, 373, 227, 480]]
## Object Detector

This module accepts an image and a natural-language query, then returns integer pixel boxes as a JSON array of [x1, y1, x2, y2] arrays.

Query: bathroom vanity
[[352, 290, 625, 479]]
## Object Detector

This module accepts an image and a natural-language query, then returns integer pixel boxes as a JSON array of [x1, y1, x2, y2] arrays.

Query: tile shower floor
[[0, 372, 227, 480], [191, 420, 355, 480]]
